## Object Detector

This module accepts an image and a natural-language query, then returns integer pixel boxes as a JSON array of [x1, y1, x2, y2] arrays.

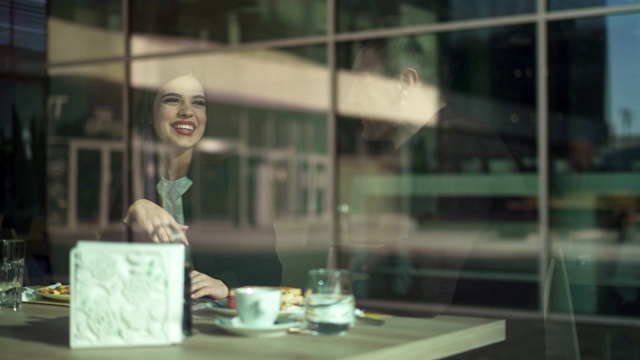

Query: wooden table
[[0, 303, 505, 360]]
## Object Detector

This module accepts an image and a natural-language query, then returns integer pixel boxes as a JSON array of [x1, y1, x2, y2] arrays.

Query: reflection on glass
[[548, 13, 640, 319], [48, 0, 123, 62], [115, 66, 286, 302], [1, 3, 49, 273], [337, 0, 535, 33], [130, 47, 331, 288], [336, 23, 538, 312], [130, 0, 327, 55], [549, 0, 640, 11], [47, 63, 124, 230], [1, 0, 46, 53], [130, 48, 330, 225]]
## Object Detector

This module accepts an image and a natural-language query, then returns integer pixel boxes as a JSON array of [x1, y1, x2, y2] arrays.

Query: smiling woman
[[100, 64, 283, 302], [126, 67, 207, 245]]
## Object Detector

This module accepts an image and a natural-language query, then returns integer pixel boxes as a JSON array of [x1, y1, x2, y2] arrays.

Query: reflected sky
[[606, 13, 640, 136]]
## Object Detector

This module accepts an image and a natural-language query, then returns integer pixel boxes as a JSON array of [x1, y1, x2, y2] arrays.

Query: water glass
[[304, 268, 355, 335], [0, 239, 26, 310]]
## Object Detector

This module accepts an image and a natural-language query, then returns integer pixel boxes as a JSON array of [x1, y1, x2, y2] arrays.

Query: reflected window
[[49, 0, 123, 62], [337, 0, 534, 33], [548, 13, 640, 318], [336, 24, 538, 311], [130, 0, 327, 55], [0, 0, 46, 52], [47, 63, 124, 231]]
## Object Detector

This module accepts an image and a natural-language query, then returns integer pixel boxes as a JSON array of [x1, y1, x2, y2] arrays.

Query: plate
[[36, 284, 70, 302], [38, 292, 70, 302], [205, 300, 303, 318], [213, 316, 302, 337]]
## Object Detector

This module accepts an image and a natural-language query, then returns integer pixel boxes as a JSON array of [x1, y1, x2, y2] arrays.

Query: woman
[[106, 66, 282, 300]]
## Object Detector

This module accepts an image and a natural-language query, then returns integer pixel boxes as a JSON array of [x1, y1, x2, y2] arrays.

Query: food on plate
[[38, 284, 70, 295], [228, 286, 303, 310], [279, 286, 303, 311]]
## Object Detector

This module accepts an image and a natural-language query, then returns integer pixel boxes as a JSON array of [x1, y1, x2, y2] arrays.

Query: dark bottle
[[183, 246, 193, 337]]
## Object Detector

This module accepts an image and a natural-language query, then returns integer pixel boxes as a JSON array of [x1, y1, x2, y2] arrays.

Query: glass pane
[[47, 62, 124, 280], [0, 0, 47, 269], [129, 46, 331, 288], [548, 13, 640, 322], [337, 0, 535, 33], [0, 81, 48, 285], [48, 0, 123, 62], [130, 0, 328, 56], [0, 0, 46, 53], [550, 0, 640, 11], [336, 24, 538, 312]]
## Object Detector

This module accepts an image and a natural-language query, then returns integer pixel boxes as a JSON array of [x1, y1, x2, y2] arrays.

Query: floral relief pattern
[[70, 243, 184, 348]]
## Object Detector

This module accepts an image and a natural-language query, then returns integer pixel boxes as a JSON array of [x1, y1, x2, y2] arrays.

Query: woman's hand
[[190, 270, 229, 300], [124, 199, 189, 245]]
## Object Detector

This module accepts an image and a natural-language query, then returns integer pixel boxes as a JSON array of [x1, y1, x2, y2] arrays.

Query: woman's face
[[153, 75, 207, 149]]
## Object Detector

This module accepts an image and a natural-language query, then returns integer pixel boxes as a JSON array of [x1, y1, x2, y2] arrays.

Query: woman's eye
[[193, 99, 206, 108], [163, 97, 181, 105]]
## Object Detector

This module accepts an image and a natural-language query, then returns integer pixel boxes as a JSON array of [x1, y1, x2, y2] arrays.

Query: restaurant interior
[[2, 0, 640, 358]]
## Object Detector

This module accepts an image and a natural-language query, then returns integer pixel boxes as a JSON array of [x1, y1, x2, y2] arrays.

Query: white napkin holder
[[69, 241, 185, 349]]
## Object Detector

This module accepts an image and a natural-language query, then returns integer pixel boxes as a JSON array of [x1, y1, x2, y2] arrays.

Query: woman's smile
[[171, 120, 197, 136]]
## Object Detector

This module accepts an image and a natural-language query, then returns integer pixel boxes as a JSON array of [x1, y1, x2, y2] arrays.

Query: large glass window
[[548, 13, 640, 320], [5, 3, 639, 357], [335, 23, 538, 311]]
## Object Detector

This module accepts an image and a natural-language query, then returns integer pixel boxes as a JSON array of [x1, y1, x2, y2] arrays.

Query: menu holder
[[69, 241, 185, 349]]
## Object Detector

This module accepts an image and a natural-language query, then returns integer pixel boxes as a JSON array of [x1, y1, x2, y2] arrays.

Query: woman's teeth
[[173, 124, 194, 130]]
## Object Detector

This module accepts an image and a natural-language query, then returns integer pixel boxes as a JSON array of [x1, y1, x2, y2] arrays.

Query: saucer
[[213, 316, 302, 337], [205, 300, 303, 319]]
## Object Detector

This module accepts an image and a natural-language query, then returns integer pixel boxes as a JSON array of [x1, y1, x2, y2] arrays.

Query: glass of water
[[1, 239, 26, 310], [304, 268, 355, 335]]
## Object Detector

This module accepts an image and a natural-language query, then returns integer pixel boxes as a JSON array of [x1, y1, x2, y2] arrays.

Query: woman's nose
[[178, 104, 194, 117]]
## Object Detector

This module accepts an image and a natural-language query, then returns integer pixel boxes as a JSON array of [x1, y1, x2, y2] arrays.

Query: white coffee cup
[[234, 286, 281, 327]]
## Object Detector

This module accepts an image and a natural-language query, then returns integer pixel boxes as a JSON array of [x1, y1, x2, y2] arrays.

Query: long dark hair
[[131, 64, 201, 202]]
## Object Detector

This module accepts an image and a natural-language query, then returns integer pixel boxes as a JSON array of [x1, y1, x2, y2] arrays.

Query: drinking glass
[[0, 239, 26, 310], [304, 268, 355, 335]]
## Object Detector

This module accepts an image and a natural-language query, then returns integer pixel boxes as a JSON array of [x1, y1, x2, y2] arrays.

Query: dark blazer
[[101, 154, 283, 290]]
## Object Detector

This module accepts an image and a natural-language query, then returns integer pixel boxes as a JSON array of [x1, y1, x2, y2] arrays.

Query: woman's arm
[[189, 270, 229, 300], [124, 199, 189, 245]]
